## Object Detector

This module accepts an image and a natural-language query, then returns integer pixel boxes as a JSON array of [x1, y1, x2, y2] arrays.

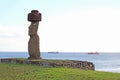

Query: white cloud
[[0, 24, 28, 51], [40, 7, 120, 52], [1, 7, 120, 52]]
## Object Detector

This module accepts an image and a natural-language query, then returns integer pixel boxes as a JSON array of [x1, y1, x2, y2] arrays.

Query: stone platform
[[0, 58, 95, 70]]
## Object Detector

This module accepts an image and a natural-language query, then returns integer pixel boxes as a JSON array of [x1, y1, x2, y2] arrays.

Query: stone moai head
[[28, 10, 42, 22]]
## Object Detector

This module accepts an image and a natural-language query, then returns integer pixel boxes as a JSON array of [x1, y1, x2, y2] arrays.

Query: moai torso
[[28, 10, 42, 59]]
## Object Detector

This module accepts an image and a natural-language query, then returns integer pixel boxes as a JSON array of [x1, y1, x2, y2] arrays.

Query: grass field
[[0, 63, 120, 80]]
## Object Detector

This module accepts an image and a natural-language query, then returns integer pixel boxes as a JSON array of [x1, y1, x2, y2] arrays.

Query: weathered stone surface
[[28, 10, 41, 22], [0, 58, 95, 70], [27, 10, 42, 59], [28, 22, 41, 59]]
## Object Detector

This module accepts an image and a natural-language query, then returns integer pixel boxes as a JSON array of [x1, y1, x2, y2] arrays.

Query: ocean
[[0, 52, 120, 73]]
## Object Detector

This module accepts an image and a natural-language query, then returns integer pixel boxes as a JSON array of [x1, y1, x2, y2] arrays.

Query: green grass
[[0, 63, 120, 80], [4, 58, 74, 62]]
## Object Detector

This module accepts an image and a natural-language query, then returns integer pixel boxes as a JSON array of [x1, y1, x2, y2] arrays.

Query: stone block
[[28, 10, 41, 22]]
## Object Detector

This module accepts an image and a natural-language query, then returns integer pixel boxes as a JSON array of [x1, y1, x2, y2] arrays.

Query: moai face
[[28, 10, 42, 22]]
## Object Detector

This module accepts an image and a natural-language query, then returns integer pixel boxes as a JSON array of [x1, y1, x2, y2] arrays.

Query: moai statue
[[27, 10, 42, 59]]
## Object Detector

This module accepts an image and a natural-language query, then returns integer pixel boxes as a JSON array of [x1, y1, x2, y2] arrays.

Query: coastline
[[0, 63, 120, 80], [0, 52, 120, 73], [0, 58, 95, 70]]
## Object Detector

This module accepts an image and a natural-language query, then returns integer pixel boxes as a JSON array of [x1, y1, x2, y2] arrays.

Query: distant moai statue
[[27, 10, 42, 59]]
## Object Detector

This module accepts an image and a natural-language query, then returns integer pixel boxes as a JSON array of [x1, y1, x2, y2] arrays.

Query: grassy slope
[[0, 63, 120, 80]]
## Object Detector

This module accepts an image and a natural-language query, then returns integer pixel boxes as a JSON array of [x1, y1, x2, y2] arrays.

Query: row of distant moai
[[27, 10, 41, 59]]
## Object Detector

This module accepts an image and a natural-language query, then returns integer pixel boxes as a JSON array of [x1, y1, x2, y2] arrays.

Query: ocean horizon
[[0, 52, 120, 73]]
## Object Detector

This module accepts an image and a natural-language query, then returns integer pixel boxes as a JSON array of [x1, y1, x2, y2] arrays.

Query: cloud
[[40, 7, 120, 52], [0, 24, 28, 51], [1, 6, 120, 52], [0, 25, 26, 38]]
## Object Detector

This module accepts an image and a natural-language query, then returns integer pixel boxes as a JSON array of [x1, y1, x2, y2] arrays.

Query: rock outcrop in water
[[28, 10, 42, 59]]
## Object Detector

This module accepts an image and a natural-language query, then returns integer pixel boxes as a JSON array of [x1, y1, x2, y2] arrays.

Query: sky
[[1, 0, 120, 52]]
